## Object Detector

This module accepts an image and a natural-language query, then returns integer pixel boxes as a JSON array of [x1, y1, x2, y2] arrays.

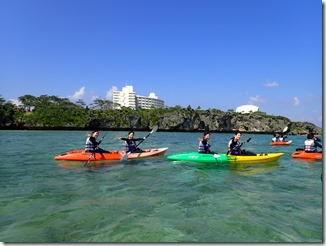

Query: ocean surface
[[0, 130, 322, 243]]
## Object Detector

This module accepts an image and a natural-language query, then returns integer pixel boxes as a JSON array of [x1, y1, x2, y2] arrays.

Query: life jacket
[[198, 140, 209, 153], [85, 137, 96, 152], [304, 139, 317, 152], [229, 138, 241, 155], [125, 140, 136, 152]]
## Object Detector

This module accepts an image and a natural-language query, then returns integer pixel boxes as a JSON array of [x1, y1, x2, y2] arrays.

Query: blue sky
[[0, 0, 322, 127]]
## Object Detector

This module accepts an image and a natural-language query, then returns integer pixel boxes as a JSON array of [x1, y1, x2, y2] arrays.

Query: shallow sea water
[[0, 130, 322, 242]]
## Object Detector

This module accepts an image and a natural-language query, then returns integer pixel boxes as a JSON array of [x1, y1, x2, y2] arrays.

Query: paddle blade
[[84, 153, 94, 167], [120, 152, 129, 161], [151, 125, 159, 134], [247, 137, 251, 142], [282, 126, 288, 133]]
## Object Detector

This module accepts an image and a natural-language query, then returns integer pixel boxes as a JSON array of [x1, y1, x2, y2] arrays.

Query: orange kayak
[[291, 149, 322, 160], [55, 147, 168, 161], [270, 140, 292, 146]]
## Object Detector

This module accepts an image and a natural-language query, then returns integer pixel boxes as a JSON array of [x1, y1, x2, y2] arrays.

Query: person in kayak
[[198, 131, 216, 154], [85, 130, 111, 153], [228, 132, 243, 155], [228, 131, 255, 155], [304, 132, 322, 152], [272, 133, 279, 142], [279, 134, 287, 142], [118, 130, 146, 153]]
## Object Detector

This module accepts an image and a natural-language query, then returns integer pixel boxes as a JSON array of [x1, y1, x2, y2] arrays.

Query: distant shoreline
[[0, 126, 318, 136]]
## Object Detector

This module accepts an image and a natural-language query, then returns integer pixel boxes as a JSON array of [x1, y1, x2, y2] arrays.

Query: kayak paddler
[[304, 132, 322, 152], [198, 131, 216, 154], [118, 130, 147, 153], [228, 131, 255, 156], [85, 130, 110, 153]]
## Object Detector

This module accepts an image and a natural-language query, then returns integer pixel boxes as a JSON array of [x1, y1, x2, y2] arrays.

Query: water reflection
[[170, 160, 280, 177], [57, 161, 123, 170], [228, 162, 280, 176]]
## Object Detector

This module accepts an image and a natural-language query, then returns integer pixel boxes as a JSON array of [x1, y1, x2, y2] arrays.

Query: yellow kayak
[[226, 153, 284, 163]]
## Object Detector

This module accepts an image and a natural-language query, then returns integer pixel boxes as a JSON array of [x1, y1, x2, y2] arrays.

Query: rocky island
[[1, 95, 322, 135]]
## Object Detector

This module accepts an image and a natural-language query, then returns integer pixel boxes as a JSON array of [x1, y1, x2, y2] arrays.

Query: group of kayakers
[[270, 129, 322, 153], [85, 129, 146, 154], [199, 130, 322, 155], [85, 128, 322, 156], [198, 131, 256, 156], [271, 133, 287, 142]]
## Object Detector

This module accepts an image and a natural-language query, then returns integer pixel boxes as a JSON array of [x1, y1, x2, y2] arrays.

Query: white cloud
[[106, 86, 118, 100], [264, 81, 279, 87], [248, 95, 265, 105], [293, 97, 300, 106], [68, 87, 86, 100], [8, 99, 21, 106]]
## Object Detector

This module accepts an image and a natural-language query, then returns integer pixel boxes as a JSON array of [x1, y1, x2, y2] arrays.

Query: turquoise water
[[0, 130, 322, 243]]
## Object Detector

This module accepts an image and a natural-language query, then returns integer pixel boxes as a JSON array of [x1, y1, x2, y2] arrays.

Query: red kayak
[[291, 149, 322, 160], [270, 140, 292, 146], [55, 147, 168, 161]]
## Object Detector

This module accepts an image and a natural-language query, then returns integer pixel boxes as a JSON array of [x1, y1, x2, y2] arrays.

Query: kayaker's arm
[[133, 138, 146, 141], [118, 137, 144, 142], [118, 137, 128, 141]]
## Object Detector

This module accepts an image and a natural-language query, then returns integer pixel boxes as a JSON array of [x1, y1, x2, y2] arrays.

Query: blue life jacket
[[198, 140, 210, 153], [85, 137, 97, 152], [229, 138, 242, 155], [231, 145, 241, 155], [125, 140, 136, 152]]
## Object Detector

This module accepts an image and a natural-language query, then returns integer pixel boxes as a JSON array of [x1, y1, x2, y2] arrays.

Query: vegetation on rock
[[0, 94, 322, 135]]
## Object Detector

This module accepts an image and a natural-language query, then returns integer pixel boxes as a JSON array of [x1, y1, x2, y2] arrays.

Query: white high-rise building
[[113, 86, 164, 109], [113, 86, 136, 109], [137, 92, 164, 109]]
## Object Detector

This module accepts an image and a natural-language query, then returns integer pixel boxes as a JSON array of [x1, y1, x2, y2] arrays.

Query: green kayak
[[167, 152, 284, 163], [167, 152, 231, 163]]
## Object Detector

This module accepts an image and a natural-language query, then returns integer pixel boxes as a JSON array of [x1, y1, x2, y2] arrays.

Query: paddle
[[239, 137, 257, 155], [120, 125, 159, 161], [84, 132, 108, 167], [276, 126, 289, 141], [240, 137, 251, 147], [282, 126, 288, 133]]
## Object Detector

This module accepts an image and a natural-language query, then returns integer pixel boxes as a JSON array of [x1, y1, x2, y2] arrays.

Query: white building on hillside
[[113, 86, 164, 109], [236, 105, 259, 113], [113, 85, 136, 109]]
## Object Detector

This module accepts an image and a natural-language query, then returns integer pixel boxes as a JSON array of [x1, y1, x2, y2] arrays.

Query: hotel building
[[113, 86, 164, 109]]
